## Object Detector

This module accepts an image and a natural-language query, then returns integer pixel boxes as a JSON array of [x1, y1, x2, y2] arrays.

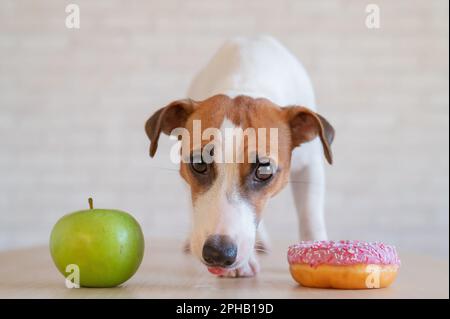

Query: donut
[[287, 240, 400, 289]]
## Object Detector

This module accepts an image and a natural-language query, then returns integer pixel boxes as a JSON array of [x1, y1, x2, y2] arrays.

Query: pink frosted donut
[[287, 240, 401, 289]]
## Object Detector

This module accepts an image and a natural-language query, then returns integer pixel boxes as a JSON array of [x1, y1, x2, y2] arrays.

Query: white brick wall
[[0, 0, 448, 256]]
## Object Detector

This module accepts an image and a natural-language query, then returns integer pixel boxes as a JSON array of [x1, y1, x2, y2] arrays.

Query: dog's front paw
[[219, 256, 260, 278], [182, 238, 191, 254], [254, 240, 270, 254], [256, 221, 271, 254]]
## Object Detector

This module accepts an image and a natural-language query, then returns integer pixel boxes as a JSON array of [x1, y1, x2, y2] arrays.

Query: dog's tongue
[[208, 267, 226, 275]]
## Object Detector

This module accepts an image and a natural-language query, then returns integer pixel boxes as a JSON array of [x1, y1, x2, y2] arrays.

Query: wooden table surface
[[0, 239, 448, 299]]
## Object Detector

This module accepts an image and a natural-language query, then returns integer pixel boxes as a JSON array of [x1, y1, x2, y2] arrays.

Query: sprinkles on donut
[[287, 240, 400, 289]]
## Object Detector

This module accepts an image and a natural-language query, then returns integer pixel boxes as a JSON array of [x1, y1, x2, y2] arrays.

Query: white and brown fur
[[145, 36, 335, 277]]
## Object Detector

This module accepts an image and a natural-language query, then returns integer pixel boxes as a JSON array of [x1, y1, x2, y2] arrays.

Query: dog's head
[[145, 94, 334, 271]]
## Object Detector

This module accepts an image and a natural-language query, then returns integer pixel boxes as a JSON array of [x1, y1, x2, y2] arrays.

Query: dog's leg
[[290, 141, 328, 241], [182, 238, 191, 254], [255, 220, 270, 254]]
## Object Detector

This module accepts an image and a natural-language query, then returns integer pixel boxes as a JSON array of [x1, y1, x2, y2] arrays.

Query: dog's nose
[[202, 235, 237, 267]]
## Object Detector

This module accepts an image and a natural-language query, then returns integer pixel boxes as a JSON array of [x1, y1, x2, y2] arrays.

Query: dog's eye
[[255, 160, 273, 182], [191, 156, 208, 174]]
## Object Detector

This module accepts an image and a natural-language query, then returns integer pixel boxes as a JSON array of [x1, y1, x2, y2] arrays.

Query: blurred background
[[0, 0, 448, 258]]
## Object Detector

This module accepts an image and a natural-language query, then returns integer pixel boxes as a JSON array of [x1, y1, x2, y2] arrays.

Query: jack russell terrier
[[145, 36, 335, 277]]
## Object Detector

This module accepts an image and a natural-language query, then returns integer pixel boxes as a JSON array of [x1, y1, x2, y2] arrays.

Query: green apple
[[50, 198, 145, 288]]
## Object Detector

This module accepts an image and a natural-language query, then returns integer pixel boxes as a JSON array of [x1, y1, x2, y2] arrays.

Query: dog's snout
[[202, 235, 237, 267]]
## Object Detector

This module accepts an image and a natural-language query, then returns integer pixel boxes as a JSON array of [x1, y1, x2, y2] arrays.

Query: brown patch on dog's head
[[283, 106, 335, 164], [145, 94, 334, 215], [145, 98, 198, 157]]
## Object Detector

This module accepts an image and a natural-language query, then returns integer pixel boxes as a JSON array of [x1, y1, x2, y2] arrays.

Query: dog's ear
[[284, 106, 335, 164], [145, 99, 197, 157]]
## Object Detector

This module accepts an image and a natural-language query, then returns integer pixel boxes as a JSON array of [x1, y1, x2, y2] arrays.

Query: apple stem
[[88, 197, 94, 210]]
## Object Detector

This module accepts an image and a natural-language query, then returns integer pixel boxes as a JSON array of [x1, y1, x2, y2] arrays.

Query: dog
[[145, 36, 334, 277]]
